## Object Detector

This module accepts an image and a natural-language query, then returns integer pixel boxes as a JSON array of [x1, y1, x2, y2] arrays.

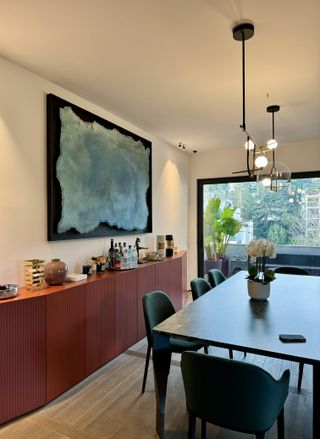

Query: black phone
[[279, 334, 306, 343]]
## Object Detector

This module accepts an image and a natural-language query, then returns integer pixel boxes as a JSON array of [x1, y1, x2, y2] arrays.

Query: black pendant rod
[[266, 105, 280, 167], [272, 112, 275, 166], [242, 34, 246, 132], [233, 23, 254, 133], [272, 112, 275, 139], [233, 22, 255, 178]]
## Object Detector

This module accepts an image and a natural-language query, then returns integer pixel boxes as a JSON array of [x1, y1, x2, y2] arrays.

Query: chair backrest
[[190, 278, 211, 301], [274, 266, 309, 275], [142, 291, 175, 346], [181, 351, 290, 434], [207, 268, 226, 288]]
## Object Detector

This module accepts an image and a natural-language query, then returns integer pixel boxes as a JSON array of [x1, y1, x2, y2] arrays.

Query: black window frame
[[197, 170, 320, 277]]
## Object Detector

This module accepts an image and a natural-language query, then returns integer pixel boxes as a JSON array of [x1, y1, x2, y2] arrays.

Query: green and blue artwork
[[47, 94, 152, 240]]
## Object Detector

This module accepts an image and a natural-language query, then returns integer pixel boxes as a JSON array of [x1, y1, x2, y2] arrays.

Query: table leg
[[153, 333, 172, 439], [313, 364, 320, 438]]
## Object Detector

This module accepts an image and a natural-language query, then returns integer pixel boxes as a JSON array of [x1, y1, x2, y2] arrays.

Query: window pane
[[203, 177, 320, 247], [199, 173, 320, 278]]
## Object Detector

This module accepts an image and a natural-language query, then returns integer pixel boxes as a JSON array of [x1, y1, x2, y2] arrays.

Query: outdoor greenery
[[203, 177, 320, 247], [204, 197, 242, 260]]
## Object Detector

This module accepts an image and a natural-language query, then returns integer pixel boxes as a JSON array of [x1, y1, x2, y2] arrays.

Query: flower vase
[[247, 280, 270, 301], [44, 259, 68, 285]]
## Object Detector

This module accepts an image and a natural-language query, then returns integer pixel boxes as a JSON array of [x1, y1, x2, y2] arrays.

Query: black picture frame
[[47, 93, 152, 241]]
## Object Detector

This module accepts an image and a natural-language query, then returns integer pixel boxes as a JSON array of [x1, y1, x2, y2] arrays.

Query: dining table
[[152, 271, 320, 438]]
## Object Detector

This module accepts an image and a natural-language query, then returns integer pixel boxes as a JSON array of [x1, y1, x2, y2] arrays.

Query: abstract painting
[[47, 94, 152, 241]]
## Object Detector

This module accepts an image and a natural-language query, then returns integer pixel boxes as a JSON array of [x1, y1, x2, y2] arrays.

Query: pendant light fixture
[[232, 23, 258, 178], [232, 22, 291, 191], [256, 105, 291, 191]]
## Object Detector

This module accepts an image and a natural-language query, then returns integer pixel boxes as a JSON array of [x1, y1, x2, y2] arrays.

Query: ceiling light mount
[[232, 23, 254, 42], [267, 105, 280, 113]]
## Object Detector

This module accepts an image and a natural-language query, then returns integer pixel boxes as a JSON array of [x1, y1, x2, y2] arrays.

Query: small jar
[[165, 235, 174, 257], [82, 264, 92, 275], [156, 235, 165, 258], [44, 259, 68, 285]]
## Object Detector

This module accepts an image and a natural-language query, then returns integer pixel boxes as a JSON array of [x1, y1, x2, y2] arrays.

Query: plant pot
[[96, 263, 106, 273], [247, 280, 270, 301], [221, 256, 229, 277], [204, 259, 223, 276]]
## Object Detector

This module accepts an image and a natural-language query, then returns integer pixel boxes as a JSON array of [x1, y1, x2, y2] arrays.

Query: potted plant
[[204, 197, 242, 276], [91, 255, 106, 273], [246, 238, 276, 300]]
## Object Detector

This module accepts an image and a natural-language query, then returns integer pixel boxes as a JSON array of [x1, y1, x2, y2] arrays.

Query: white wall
[[188, 139, 320, 282], [0, 56, 190, 285]]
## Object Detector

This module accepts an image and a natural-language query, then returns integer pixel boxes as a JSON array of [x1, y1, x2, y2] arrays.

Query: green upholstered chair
[[181, 351, 290, 439], [141, 291, 207, 393], [274, 266, 309, 276], [190, 278, 211, 301], [207, 268, 226, 288], [274, 266, 308, 391]]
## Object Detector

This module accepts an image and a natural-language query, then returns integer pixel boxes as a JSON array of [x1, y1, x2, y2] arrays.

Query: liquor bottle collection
[[84, 235, 175, 274], [107, 238, 138, 270]]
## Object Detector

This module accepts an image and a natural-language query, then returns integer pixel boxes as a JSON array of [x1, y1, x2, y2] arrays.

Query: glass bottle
[[122, 242, 128, 269], [114, 249, 121, 270], [108, 238, 115, 268]]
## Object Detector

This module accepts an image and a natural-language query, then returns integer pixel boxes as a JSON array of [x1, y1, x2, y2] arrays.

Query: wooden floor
[[0, 296, 313, 438]]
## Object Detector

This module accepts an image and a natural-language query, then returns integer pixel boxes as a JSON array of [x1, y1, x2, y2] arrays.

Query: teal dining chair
[[190, 278, 211, 301], [274, 266, 309, 276], [207, 268, 226, 288], [181, 351, 290, 439], [141, 291, 207, 393]]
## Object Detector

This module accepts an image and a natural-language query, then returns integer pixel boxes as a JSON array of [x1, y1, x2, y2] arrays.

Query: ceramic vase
[[44, 259, 68, 285], [247, 280, 270, 301]]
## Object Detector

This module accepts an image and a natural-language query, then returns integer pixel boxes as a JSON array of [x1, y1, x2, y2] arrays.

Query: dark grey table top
[[154, 271, 320, 364]]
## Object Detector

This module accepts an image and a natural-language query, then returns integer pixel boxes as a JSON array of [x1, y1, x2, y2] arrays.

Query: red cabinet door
[[86, 277, 115, 375], [137, 264, 156, 340], [155, 261, 171, 297], [47, 286, 86, 401], [169, 257, 183, 311], [114, 270, 138, 356], [0, 297, 46, 424]]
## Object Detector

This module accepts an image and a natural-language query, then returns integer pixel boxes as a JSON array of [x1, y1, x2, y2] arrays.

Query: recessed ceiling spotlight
[[178, 142, 189, 151]]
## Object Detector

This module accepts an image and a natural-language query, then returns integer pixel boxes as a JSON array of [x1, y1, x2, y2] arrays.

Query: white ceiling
[[0, 0, 319, 152]]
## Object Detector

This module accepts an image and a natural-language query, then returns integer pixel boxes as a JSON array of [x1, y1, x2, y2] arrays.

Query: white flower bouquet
[[246, 239, 276, 284]]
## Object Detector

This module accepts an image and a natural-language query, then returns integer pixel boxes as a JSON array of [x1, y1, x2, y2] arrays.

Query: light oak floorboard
[[0, 337, 312, 439]]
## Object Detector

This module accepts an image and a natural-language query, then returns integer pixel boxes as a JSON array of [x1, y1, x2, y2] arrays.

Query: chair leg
[[141, 343, 152, 393], [204, 345, 208, 354], [229, 349, 233, 359], [188, 412, 196, 439], [277, 407, 285, 439], [201, 419, 206, 439], [298, 362, 304, 391]]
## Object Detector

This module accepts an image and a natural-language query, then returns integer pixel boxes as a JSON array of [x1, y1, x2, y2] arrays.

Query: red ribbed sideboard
[[0, 251, 187, 425]]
